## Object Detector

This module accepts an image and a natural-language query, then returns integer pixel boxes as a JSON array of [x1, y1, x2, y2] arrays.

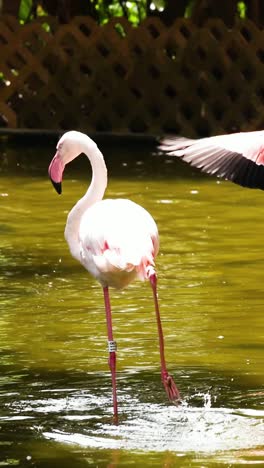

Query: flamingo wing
[[159, 131, 264, 190]]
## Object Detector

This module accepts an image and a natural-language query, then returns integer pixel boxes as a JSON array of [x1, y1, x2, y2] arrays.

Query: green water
[[0, 141, 263, 467]]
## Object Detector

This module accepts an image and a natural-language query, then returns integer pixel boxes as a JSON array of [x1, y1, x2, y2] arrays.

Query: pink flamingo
[[159, 130, 264, 190], [48, 131, 180, 421]]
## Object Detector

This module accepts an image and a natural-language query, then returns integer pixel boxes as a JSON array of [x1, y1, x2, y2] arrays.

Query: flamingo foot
[[161, 370, 181, 402]]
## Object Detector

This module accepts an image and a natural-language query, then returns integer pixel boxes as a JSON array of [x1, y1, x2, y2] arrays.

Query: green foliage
[[237, 1, 247, 19], [18, 0, 48, 23], [17, 0, 160, 26], [18, 0, 32, 23], [17, 0, 250, 26], [184, 0, 195, 18], [95, 0, 148, 25]]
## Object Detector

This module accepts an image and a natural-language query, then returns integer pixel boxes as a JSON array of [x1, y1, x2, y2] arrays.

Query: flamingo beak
[[51, 179, 62, 195], [50, 179, 62, 195], [48, 152, 64, 195]]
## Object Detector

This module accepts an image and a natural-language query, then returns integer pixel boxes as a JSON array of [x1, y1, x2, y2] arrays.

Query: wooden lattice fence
[[0, 15, 264, 137]]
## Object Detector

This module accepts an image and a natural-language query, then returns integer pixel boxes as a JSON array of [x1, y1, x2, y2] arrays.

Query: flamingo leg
[[149, 273, 180, 402], [103, 286, 118, 421]]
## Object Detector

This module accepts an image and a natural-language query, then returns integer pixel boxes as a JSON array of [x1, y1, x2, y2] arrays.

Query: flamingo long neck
[[65, 138, 107, 261]]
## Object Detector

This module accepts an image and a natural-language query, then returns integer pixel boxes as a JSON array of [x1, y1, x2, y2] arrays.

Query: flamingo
[[48, 130, 180, 421], [159, 130, 264, 190]]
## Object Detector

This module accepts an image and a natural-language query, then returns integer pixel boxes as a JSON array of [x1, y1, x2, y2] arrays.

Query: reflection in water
[[0, 142, 263, 466]]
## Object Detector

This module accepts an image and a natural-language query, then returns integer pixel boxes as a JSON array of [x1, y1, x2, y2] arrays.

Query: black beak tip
[[50, 178, 62, 194]]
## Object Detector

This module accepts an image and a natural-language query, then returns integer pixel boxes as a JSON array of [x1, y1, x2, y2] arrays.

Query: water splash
[[12, 385, 259, 455], [43, 400, 264, 453]]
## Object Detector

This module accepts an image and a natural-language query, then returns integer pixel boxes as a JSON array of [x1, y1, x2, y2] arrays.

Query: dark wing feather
[[159, 137, 264, 190]]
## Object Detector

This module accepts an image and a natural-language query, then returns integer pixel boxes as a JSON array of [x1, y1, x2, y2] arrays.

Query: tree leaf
[[18, 0, 33, 23]]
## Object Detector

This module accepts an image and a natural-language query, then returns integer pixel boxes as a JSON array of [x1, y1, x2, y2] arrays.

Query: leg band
[[108, 340, 117, 352]]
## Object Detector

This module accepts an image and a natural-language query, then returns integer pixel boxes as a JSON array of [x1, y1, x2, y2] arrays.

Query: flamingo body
[[78, 198, 159, 289], [48, 131, 179, 420], [159, 130, 264, 190]]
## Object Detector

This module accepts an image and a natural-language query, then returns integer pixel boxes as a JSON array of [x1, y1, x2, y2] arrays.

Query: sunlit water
[[0, 140, 263, 466]]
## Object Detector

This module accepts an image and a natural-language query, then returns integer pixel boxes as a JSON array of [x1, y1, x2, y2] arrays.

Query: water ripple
[[43, 402, 264, 453]]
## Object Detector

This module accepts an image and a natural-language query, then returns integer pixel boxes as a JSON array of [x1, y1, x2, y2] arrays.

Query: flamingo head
[[48, 131, 84, 194]]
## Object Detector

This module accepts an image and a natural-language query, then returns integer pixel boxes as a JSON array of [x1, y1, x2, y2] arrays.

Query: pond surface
[[0, 139, 263, 467]]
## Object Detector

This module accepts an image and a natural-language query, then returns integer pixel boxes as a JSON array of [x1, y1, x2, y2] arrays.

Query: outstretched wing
[[159, 131, 264, 190]]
